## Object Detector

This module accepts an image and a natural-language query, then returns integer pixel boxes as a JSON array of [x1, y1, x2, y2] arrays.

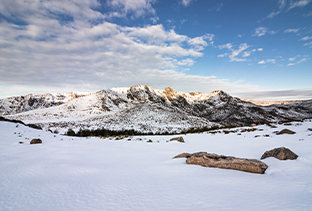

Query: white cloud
[[253, 27, 278, 37], [150, 16, 159, 24], [229, 43, 249, 62], [107, 0, 156, 18], [288, 0, 312, 10], [284, 28, 300, 33], [253, 27, 268, 37], [242, 51, 251, 57], [287, 58, 308, 66], [257, 48, 263, 51], [300, 36, 312, 41], [187, 34, 214, 50], [218, 43, 233, 50], [218, 53, 228, 58], [258, 59, 276, 64], [181, 0, 193, 7], [0, 0, 262, 97], [177, 58, 195, 66]]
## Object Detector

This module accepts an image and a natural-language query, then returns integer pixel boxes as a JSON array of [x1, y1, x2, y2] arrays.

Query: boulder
[[30, 138, 42, 144], [173, 152, 268, 174], [261, 147, 298, 160], [276, 129, 296, 135], [170, 136, 184, 143]]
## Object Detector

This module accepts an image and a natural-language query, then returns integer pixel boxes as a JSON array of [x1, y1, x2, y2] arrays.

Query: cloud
[[181, 0, 193, 7], [218, 53, 228, 58], [218, 43, 233, 50], [242, 51, 251, 57], [257, 48, 263, 51], [0, 0, 263, 98], [187, 34, 214, 50], [258, 59, 276, 64], [218, 43, 255, 62], [177, 58, 195, 66], [300, 36, 312, 41], [263, 0, 311, 20], [288, 0, 312, 11], [229, 43, 250, 62], [150, 16, 159, 24], [234, 89, 312, 101], [287, 58, 308, 66], [284, 28, 300, 33], [107, 0, 156, 18], [252, 27, 277, 37]]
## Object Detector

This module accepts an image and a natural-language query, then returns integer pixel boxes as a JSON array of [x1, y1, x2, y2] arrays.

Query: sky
[[0, 0, 312, 100]]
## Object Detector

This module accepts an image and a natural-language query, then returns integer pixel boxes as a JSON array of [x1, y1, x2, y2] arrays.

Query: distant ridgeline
[[1, 85, 312, 136]]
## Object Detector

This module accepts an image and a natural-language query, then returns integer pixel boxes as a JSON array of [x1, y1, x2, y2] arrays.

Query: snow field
[[1, 120, 312, 210]]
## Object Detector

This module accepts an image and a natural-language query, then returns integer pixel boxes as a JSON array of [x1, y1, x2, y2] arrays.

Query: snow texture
[[1, 120, 312, 210]]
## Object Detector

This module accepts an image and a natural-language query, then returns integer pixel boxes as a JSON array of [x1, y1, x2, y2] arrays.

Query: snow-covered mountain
[[1, 85, 312, 134]]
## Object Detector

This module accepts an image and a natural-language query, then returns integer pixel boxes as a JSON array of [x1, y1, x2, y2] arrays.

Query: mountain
[[1, 85, 312, 134]]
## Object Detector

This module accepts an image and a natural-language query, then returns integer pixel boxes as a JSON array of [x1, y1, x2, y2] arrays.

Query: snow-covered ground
[[1, 120, 312, 210]]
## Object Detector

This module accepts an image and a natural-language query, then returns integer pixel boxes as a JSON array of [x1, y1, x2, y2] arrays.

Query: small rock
[[19, 142, 24, 144], [307, 128, 312, 131], [173, 152, 192, 159], [30, 138, 42, 144], [170, 136, 184, 143], [250, 123, 257, 127], [276, 129, 296, 135], [147, 139, 152, 143], [261, 147, 298, 160]]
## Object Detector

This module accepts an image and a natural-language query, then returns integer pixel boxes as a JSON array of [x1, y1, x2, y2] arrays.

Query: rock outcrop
[[173, 152, 268, 174], [261, 147, 298, 160]]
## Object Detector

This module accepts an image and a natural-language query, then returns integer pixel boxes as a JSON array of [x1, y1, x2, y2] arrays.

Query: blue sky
[[0, 0, 311, 100]]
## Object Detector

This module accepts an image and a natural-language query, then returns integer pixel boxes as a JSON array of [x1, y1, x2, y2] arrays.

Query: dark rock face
[[261, 147, 298, 160], [170, 136, 185, 143], [30, 138, 42, 144], [173, 152, 268, 174], [277, 129, 296, 135]]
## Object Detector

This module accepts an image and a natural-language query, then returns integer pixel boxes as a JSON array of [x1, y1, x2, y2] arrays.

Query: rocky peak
[[163, 87, 179, 101]]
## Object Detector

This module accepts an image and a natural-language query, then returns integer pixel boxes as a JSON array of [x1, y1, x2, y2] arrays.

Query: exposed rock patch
[[170, 136, 185, 143], [30, 138, 42, 144], [277, 129, 296, 135], [261, 147, 298, 160], [173, 152, 268, 174]]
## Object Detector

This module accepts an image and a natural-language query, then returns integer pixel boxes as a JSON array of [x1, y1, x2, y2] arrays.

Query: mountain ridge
[[1, 85, 312, 134]]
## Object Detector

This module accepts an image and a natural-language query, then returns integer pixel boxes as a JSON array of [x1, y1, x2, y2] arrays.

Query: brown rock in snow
[[170, 136, 185, 143], [173, 152, 268, 174], [30, 138, 42, 144], [276, 129, 296, 135], [261, 147, 298, 160]]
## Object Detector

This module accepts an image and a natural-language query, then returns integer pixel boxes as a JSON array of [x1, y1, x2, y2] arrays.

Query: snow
[[1, 120, 312, 210]]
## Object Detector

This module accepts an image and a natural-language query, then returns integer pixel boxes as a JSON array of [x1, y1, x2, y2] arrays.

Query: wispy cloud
[[284, 28, 300, 33], [300, 36, 312, 41], [181, 0, 193, 7], [288, 0, 312, 11], [258, 59, 276, 64], [235, 89, 312, 101], [252, 27, 277, 37], [263, 0, 312, 20], [287, 58, 308, 66]]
